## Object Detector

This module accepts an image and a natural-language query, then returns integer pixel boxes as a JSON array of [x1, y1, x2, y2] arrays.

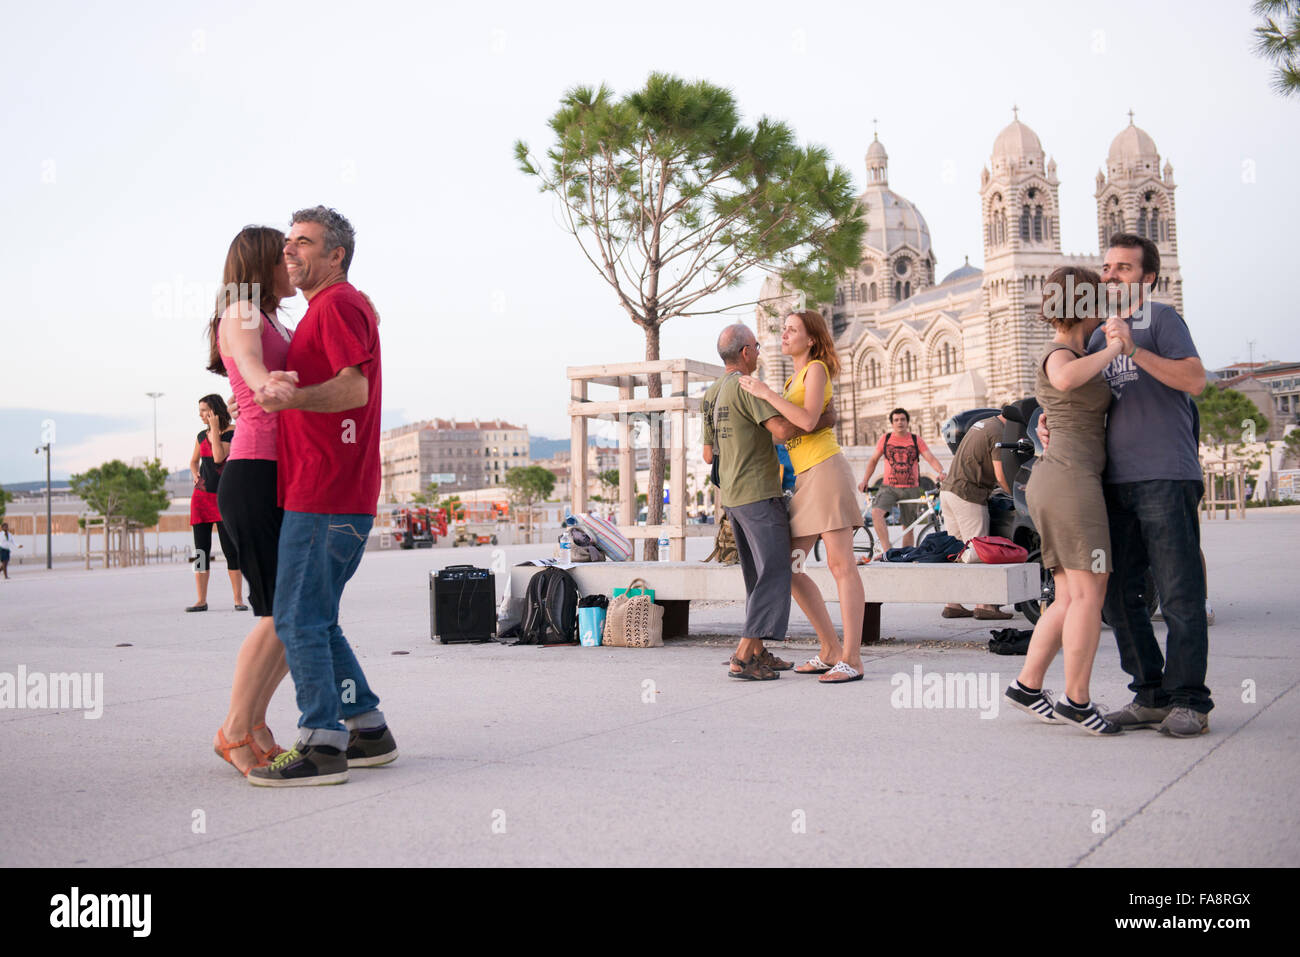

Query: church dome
[[992, 115, 1044, 163], [859, 134, 931, 256], [1107, 117, 1160, 168], [940, 256, 981, 285], [859, 185, 932, 257]]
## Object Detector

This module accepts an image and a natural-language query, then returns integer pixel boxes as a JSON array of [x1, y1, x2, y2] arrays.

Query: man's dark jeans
[[1103, 479, 1212, 714]]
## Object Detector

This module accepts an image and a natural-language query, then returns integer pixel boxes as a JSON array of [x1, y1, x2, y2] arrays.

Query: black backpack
[[518, 567, 579, 645]]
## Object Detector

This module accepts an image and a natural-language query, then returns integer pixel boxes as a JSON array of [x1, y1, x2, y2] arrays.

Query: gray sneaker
[[1104, 700, 1172, 730], [346, 725, 399, 768], [1158, 707, 1209, 737], [247, 744, 349, 787]]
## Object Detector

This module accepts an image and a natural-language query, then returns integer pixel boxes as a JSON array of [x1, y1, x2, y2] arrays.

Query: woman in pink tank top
[[205, 225, 296, 776]]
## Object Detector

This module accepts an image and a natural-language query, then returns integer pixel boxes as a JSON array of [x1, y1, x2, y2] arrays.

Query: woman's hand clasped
[[1104, 317, 1133, 355], [254, 370, 300, 411]]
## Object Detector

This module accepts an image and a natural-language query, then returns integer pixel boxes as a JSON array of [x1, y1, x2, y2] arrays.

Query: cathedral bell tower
[[978, 108, 1062, 403], [1095, 111, 1184, 313]]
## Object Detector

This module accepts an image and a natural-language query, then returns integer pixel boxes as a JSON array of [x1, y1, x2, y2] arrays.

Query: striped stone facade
[[755, 112, 1185, 447]]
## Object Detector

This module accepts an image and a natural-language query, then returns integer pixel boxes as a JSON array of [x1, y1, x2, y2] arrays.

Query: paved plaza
[[1, 509, 1297, 868]]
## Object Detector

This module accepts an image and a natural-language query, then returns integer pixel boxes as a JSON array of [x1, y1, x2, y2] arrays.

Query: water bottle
[[658, 534, 670, 562], [559, 529, 572, 559]]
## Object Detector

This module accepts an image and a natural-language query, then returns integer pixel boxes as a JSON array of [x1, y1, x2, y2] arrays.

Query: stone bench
[[506, 561, 1040, 643]]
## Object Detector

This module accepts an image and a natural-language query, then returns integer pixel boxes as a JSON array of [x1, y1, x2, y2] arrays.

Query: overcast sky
[[2, 0, 1295, 483]]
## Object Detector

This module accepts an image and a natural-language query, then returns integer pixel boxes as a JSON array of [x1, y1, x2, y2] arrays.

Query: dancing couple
[[702, 311, 866, 684], [1007, 233, 1211, 737], [206, 207, 398, 785]]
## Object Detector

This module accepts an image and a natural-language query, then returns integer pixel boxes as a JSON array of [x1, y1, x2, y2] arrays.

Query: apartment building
[[380, 418, 530, 502]]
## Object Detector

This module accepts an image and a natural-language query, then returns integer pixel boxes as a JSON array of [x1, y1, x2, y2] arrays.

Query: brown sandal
[[728, 654, 779, 681]]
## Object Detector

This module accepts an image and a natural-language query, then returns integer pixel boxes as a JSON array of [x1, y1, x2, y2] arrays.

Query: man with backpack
[[858, 408, 946, 558], [701, 323, 835, 681]]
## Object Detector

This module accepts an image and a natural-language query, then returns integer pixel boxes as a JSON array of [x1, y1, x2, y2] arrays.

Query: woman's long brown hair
[[206, 226, 285, 376], [790, 309, 840, 378]]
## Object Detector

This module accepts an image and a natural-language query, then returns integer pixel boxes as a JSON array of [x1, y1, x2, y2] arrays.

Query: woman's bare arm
[[1045, 339, 1123, 393], [208, 419, 229, 463], [220, 301, 272, 394], [739, 362, 826, 433]]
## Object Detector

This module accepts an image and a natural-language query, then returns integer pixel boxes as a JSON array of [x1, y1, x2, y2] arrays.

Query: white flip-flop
[[819, 661, 863, 684], [795, 655, 833, 675]]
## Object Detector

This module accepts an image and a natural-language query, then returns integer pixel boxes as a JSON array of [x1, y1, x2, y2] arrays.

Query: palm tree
[[1254, 0, 1300, 97]]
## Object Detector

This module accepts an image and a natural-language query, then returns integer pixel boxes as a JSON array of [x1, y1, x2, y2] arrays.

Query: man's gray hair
[[717, 323, 755, 363], [291, 206, 356, 274]]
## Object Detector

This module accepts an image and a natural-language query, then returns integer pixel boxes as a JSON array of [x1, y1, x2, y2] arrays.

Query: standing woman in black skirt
[[187, 394, 244, 611], [208, 225, 296, 776]]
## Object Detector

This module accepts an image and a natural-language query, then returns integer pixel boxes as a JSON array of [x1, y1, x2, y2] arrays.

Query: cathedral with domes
[[754, 110, 1184, 447]]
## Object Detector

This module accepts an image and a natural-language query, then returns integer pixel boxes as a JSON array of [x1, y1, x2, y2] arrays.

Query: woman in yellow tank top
[[740, 310, 866, 683]]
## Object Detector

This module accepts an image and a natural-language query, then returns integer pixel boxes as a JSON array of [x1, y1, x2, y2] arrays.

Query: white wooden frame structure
[[81, 516, 148, 568], [567, 359, 724, 560], [1202, 460, 1247, 520]]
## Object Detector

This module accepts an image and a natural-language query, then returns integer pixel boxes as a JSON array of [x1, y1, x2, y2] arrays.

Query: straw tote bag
[[603, 578, 664, 648]]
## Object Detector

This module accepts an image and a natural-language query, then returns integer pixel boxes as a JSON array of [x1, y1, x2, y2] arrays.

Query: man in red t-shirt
[[858, 408, 946, 556], [248, 206, 397, 787]]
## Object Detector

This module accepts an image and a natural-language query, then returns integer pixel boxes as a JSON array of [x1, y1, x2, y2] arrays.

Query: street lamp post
[[145, 392, 164, 559], [145, 392, 164, 462], [33, 443, 52, 570]]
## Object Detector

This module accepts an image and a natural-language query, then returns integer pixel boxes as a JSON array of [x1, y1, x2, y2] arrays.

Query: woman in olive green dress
[[1005, 266, 1125, 735]]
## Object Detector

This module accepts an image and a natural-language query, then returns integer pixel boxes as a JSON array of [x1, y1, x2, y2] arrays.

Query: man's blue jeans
[[273, 511, 382, 749], [1102, 480, 1212, 714]]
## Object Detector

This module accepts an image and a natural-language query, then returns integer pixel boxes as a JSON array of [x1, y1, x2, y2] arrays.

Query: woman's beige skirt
[[788, 452, 863, 538]]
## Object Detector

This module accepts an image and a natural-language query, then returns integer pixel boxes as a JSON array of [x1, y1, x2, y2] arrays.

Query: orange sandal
[[214, 728, 261, 777], [252, 722, 285, 762]]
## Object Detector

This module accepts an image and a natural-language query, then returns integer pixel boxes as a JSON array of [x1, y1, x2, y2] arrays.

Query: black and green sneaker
[[346, 725, 399, 768], [247, 744, 349, 787]]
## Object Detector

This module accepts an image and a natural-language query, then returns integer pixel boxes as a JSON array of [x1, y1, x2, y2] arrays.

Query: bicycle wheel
[[852, 523, 875, 558], [1016, 535, 1052, 624]]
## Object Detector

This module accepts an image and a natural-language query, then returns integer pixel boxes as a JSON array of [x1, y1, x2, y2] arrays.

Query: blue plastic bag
[[578, 606, 606, 646]]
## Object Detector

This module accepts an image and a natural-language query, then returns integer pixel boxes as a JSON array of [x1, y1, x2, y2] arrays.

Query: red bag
[[967, 535, 1029, 564]]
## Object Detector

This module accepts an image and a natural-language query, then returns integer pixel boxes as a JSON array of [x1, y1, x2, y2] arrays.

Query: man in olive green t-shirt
[[701, 323, 834, 681], [938, 413, 1011, 619]]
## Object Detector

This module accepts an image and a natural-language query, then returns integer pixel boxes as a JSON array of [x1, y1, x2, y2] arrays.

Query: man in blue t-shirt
[[1088, 234, 1211, 737]]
